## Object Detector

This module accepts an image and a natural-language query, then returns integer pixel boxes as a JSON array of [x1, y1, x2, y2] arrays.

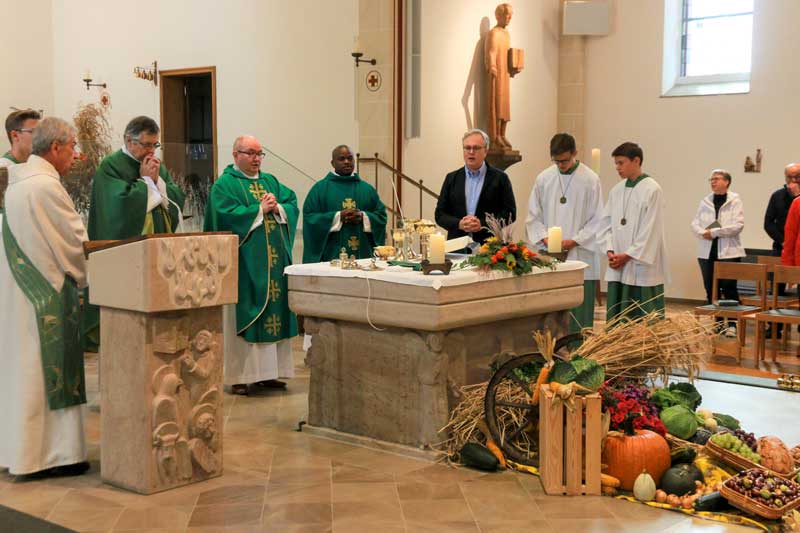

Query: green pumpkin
[[660, 463, 704, 496]]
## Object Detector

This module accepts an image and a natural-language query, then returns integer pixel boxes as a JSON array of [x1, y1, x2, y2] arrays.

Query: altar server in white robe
[[599, 141, 669, 321], [0, 117, 89, 477], [526, 133, 603, 333]]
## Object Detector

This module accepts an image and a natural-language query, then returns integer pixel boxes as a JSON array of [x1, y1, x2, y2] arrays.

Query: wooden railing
[[356, 153, 439, 228]]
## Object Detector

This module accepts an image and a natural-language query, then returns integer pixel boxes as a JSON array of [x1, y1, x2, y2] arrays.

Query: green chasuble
[[569, 279, 597, 334], [87, 149, 185, 240], [302, 172, 387, 263], [2, 217, 86, 409], [204, 165, 298, 343]]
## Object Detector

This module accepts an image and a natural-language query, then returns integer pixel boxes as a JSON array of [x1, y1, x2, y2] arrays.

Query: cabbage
[[660, 405, 699, 440], [549, 355, 605, 392]]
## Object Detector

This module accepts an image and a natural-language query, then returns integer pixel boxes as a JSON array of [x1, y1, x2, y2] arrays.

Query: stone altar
[[88, 233, 238, 494], [287, 260, 585, 448]]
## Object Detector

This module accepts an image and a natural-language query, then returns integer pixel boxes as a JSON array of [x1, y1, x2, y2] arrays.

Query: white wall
[[0, 0, 54, 153], [402, 0, 561, 238], [585, 0, 799, 300], [48, 0, 358, 196]]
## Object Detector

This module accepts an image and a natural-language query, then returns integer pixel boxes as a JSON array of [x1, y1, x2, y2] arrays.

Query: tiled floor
[[2, 308, 799, 532]]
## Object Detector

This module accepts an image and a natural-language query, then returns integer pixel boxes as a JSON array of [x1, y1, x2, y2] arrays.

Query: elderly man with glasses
[[526, 133, 603, 334], [85, 116, 185, 350], [434, 128, 516, 250], [203, 135, 299, 395]]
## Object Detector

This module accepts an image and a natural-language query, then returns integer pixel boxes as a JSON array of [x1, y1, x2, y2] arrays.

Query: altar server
[[204, 135, 298, 395], [302, 145, 387, 263], [1, 109, 41, 169], [599, 142, 669, 320], [526, 133, 602, 332], [0, 117, 89, 477]]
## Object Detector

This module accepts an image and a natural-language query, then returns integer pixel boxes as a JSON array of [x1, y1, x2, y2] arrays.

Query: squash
[[633, 469, 657, 501], [670, 446, 697, 466], [601, 414, 671, 491], [460, 442, 499, 471], [661, 463, 704, 496], [600, 473, 621, 488], [693, 491, 729, 512], [757, 436, 794, 474]]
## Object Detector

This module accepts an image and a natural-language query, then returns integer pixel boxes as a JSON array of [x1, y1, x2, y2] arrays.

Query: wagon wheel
[[483, 332, 584, 466]]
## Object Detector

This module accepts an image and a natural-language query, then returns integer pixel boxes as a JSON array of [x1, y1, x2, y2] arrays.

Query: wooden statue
[[485, 3, 523, 151]]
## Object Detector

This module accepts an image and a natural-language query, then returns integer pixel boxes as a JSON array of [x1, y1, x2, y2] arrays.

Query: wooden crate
[[539, 386, 602, 496]]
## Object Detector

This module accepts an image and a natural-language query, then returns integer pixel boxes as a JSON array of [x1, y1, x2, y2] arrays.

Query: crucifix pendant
[[559, 196, 567, 204], [621, 218, 627, 226]]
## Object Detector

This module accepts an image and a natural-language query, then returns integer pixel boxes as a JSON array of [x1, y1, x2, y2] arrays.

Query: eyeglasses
[[463, 145, 485, 152], [552, 157, 573, 165], [237, 150, 266, 158], [708, 178, 723, 182], [14, 128, 34, 134], [131, 139, 161, 149]]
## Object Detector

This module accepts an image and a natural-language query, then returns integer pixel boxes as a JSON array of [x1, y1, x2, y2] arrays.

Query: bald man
[[764, 163, 800, 257], [204, 136, 299, 395]]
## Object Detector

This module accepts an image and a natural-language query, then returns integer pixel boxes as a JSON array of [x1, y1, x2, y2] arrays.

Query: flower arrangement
[[459, 214, 556, 276], [600, 381, 666, 436]]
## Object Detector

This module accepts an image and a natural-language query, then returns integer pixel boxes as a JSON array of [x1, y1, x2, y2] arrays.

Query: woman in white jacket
[[690, 169, 745, 336]]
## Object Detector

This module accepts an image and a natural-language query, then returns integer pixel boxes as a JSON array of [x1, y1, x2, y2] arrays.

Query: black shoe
[[20, 461, 90, 480]]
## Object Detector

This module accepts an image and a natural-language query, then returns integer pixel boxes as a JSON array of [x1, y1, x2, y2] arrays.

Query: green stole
[[2, 151, 20, 164], [2, 217, 86, 409], [301, 172, 387, 263], [625, 173, 649, 187]]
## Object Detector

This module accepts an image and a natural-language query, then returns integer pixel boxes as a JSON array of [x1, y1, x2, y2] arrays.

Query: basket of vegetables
[[720, 468, 800, 520], [705, 432, 800, 481]]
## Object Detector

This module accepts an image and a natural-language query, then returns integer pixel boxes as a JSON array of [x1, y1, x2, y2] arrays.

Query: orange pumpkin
[[602, 419, 671, 491]]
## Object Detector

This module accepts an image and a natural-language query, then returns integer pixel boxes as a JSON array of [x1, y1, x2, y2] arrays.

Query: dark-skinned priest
[[302, 145, 387, 263], [204, 135, 298, 396], [85, 116, 185, 349]]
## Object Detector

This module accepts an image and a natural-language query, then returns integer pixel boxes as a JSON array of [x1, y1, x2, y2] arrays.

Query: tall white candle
[[429, 233, 446, 263], [547, 227, 562, 253], [591, 148, 601, 174], [85, 69, 91, 80]]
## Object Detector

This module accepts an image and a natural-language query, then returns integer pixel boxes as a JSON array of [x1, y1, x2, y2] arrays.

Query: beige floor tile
[[396, 464, 486, 484], [331, 522, 405, 533], [46, 506, 124, 532], [110, 505, 192, 530], [331, 463, 394, 484], [266, 482, 332, 504], [396, 480, 463, 501], [405, 521, 480, 532], [546, 518, 627, 533], [534, 495, 614, 520], [331, 482, 398, 503], [332, 500, 403, 524], [0, 483, 71, 516], [55, 489, 128, 509], [400, 498, 473, 522], [195, 484, 265, 506], [460, 480, 537, 523], [268, 466, 331, 485], [269, 450, 333, 469], [187, 526, 265, 533], [661, 519, 757, 532], [261, 525, 332, 533], [478, 520, 553, 532], [188, 503, 263, 527], [261, 502, 332, 525], [333, 448, 430, 475]]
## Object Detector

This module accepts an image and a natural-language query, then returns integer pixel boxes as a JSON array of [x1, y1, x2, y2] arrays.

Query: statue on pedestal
[[485, 3, 523, 152]]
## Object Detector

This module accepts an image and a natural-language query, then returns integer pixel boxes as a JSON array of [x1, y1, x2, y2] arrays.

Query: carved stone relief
[[157, 236, 233, 308]]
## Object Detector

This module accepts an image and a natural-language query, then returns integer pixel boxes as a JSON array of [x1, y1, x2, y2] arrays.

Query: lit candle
[[84, 69, 91, 80], [429, 233, 446, 263], [547, 227, 562, 253], [393, 230, 404, 243], [591, 148, 601, 174]]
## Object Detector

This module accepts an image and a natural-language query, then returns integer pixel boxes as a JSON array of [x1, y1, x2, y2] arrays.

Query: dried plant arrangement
[[64, 102, 113, 215]]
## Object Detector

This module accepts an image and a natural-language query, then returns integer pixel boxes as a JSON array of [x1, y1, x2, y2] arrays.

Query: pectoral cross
[[268, 280, 281, 302], [342, 198, 357, 210], [268, 247, 279, 267], [249, 182, 267, 201], [264, 315, 282, 336], [348, 235, 360, 251]]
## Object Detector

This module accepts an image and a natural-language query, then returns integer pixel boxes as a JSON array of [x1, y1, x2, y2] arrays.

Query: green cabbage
[[651, 383, 703, 411], [549, 355, 605, 392], [660, 405, 699, 440]]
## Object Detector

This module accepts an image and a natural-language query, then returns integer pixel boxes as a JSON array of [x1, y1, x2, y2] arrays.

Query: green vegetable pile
[[659, 405, 698, 440], [651, 382, 702, 411], [550, 355, 605, 392]]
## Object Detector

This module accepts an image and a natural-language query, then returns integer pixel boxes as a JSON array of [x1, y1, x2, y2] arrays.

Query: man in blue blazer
[[434, 129, 516, 247]]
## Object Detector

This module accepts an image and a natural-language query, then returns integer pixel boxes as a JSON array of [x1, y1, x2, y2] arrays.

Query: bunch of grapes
[[710, 433, 762, 463], [725, 468, 800, 509], [733, 429, 757, 452]]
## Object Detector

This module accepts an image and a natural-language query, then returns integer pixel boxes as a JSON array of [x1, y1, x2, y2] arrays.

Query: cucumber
[[693, 491, 730, 512], [460, 442, 499, 471]]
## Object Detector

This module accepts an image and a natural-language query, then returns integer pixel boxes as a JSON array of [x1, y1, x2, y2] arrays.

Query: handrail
[[356, 153, 439, 228]]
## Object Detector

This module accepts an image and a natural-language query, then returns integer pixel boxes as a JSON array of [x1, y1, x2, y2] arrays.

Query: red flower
[[501, 246, 509, 254], [509, 244, 518, 252], [490, 255, 498, 264], [496, 252, 505, 260]]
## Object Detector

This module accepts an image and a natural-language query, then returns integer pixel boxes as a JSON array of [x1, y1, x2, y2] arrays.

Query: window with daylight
[[662, 0, 754, 97]]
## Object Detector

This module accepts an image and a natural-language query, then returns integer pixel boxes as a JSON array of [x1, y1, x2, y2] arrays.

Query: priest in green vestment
[[0, 117, 89, 477], [302, 145, 387, 263], [85, 116, 185, 350], [599, 142, 668, 322], [204, 135, 298, 395]]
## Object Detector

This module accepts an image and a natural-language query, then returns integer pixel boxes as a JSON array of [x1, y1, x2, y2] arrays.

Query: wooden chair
[[754, 265, 800, 363], [694, 262, 768, 363], [741, 255, 798, 309]]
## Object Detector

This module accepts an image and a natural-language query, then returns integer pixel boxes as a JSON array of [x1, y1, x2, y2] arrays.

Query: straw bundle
[[573, 305, 711, 382], [64, 103, 113, 215]]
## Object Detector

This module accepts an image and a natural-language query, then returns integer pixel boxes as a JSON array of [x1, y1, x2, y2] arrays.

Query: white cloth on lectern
[[222, 305, 294, 385]]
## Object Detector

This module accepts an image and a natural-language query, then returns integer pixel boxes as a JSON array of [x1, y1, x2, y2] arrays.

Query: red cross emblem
[[366, 70, 382, 92]]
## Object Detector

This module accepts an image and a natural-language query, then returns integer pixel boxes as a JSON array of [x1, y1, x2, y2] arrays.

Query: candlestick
[[429, 233, 445, 263], [547, 227, 562, 253], [591, 148, 601, 174]]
